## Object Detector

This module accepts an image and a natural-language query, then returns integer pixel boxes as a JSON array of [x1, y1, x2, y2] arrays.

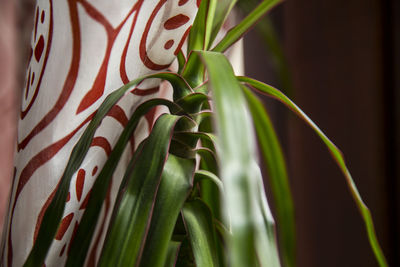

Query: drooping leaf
[[23, 72, 190, 267], [176, 92, 210, 114], [139, 154, 196, 267], [182, 199, 220, 267], [97, 114, 193, 266], [213, 0, 282, 53], [239, 76, 388, 267], [243, 86, 295, 267], [198, 51, 280, 267], [196, 148, 218, 175], [66, 99, 181, 266], [194, 170, 224, 195]]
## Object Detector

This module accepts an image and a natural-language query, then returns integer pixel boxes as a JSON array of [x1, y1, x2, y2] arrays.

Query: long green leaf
[[188, 0, 217, 52], [196, 108, 221, 230], [239, 76, 388, 267], [212, 0, 282, 53], [98, 114, 189, 266], [209, 0, 238, 48], [66, 99, 181, 266], [23, 72, 188, 267], [198, 51, 280, 267], [182, 199, 220, 267], [139, 154, 196, 267], [243, 86, 295, 267]]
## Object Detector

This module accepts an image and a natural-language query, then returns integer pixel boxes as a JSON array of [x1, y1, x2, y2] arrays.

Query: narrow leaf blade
[[66, 99, 181, 266], [209, 0, 238, 48], [188, 0, 217, 51], [239, 76, 388, 267], [139, 154, 196, 267], [97, 114, 181, 267], [198, 51, 280, 267], [243, 86, 295, 267], [213, 0, 282, 53], [182, 199, 220, 267], [23, 72, 193, 267]]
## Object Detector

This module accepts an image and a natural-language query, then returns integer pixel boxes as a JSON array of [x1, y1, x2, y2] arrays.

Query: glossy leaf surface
[[66, 99, 181, 266], [23, 72, 189, 267], [182, 199, 220, 267], [140, 155, 196, 267], [199, 51, 280, 267], [97, 114, 186, 266]]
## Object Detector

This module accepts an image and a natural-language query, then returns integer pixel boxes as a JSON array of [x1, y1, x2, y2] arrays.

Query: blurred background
[[0, 0, 398, 266]]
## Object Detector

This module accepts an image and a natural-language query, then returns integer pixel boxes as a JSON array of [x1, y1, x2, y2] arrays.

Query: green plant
[[23, 0, 387, 266]]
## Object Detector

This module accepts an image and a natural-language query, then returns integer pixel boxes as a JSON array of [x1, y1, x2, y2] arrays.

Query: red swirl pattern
[[1, 0, 198, 266]]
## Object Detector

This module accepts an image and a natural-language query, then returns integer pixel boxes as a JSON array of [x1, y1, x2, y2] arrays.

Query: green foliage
[[24, 1, 387, 267]]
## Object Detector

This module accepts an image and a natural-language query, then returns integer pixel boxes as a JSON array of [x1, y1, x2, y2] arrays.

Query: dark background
[[243, 0, 399, 266]]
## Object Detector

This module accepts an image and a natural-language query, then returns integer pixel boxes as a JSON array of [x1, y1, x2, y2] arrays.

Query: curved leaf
[[66, 99, 181, 266], [139, 154, 196, 267], [194, 170, 224, 195], [176, 92, 210, 114], [237, 0, 293, 97], [198, 51, 280, 267], [23, 72, 190, 267], [239, 76, 388, 267], [209, 0, 238, 48], [192, 110, 213, 125], [98, 114, 188, 266], [243, 86, 295, 267], [182, 199, 220, 267], [188, 0, 217, 52]]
